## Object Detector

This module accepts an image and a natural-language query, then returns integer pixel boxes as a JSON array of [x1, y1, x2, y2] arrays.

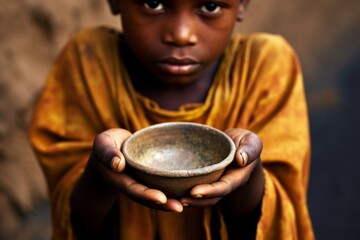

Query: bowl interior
[[123, 123, 235, 174]]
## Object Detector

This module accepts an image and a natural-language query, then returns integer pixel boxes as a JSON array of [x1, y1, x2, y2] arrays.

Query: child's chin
[[157, 74, 200, 86]]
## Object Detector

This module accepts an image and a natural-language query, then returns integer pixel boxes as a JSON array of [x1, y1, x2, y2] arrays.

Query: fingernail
[[194, 194, 203, 199], [175, 205, 183, 213], [156, 196, 167, 205], [239, 151, 248, 166], [111, 156, 121, 172], [182, 202, 189, 207], [117, 155, 125, 172]]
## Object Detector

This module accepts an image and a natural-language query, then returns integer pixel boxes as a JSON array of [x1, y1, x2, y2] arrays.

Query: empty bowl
[[122, 122, 236, 198]]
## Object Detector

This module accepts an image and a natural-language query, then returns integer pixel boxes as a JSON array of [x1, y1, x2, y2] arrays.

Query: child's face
[[111, 0, 245, 85]]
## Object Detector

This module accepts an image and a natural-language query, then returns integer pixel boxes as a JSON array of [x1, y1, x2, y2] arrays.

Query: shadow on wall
[[0, 1, 117, 239], [308, 50, 360, 239]]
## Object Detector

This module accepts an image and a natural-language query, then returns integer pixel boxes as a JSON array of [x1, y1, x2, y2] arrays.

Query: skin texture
[[71, 0, 264, 238], [117, 0, 247, 109]]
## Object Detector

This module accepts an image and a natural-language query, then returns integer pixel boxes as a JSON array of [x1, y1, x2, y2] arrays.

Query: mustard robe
[[29, 26, 315, 239]]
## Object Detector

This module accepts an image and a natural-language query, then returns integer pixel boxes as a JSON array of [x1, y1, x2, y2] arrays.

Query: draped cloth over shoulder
[[29, 27, 314, 239]]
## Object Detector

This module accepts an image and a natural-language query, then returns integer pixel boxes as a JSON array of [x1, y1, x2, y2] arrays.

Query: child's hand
[[179, 128, 263, 208], [91, 128, 184, 213]]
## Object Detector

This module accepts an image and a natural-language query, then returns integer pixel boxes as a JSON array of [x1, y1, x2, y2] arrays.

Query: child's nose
[[162, 14, 198, 47]]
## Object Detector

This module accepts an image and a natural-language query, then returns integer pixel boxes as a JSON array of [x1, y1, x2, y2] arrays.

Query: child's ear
[[237, 0, 250, 22], [107, 0, 121, 15]]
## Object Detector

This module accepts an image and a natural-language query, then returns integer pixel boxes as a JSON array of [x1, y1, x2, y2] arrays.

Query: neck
[[143, 71, 216, 110]]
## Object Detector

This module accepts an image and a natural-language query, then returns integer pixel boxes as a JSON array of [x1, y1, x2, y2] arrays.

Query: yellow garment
[[29, 26, 314, 239]]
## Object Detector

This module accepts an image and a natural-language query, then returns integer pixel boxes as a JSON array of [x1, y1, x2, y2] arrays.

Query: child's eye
[[143, 0, 164, 11], [200, 2, 222, 14]]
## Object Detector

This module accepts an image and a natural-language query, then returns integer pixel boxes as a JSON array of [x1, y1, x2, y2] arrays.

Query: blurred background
[[0, 0, 359, 239]]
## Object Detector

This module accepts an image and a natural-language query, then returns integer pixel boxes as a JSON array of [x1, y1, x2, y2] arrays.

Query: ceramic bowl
[[122, 122, 236, 198]]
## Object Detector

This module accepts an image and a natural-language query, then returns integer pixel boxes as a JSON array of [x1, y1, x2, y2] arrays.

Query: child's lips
[[158, 57, 200, 75]]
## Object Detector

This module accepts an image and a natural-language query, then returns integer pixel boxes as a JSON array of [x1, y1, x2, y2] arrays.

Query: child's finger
[[225, 129, 262, 167], [93, 128, 131, 172], [110, 155, 126, 173], [180, 197, 221, 207], [189, 179, 233, 198], [235, 133, 262, 167], [122, 178, 183, 212], [189, 161, 258, 199], [236, 150, 249, 166], [126, 182, 168, 205]]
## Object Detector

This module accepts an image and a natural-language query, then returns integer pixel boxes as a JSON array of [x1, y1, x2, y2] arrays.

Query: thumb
[[225, 129, 263, 167], [93, 128, 132, 172]]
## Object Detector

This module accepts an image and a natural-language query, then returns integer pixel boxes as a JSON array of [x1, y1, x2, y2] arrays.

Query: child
[[29, 0, 315, 239]]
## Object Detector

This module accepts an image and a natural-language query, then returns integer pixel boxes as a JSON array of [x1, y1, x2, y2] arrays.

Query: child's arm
[[70, 128, 131, 238], [219, 128, 265, 238], [220, 128, 264, 216], [179, 128, 264, 237], [70, 153, 121, 239], [70, 128, 184, 238]]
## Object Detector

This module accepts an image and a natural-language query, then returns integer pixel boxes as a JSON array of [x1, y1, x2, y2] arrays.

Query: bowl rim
[[122, 122, 236, 177]]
